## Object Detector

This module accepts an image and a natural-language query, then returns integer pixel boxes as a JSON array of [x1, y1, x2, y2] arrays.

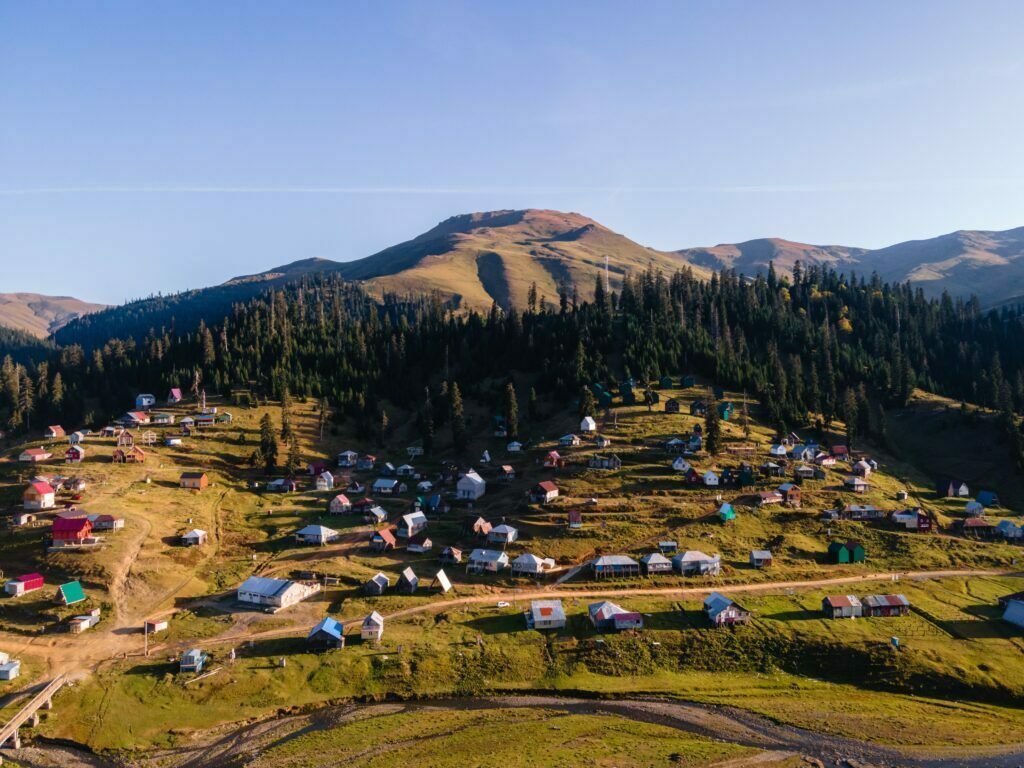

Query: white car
[[496, 601, 511, 608]]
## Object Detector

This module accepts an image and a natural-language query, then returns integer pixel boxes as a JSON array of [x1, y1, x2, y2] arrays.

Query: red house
[[52, 517, 93, 547]]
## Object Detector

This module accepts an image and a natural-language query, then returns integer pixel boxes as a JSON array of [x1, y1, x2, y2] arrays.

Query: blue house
[[307, 617, 346, 650], [179, 648, 206, 674], [977, 490, 999, 507]]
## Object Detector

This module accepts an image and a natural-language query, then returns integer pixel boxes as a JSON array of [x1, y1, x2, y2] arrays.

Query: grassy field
[[246, 706, 752, 768]]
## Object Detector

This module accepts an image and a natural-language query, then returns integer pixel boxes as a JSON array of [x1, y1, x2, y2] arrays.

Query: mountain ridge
[[0, 293, 107, 338]]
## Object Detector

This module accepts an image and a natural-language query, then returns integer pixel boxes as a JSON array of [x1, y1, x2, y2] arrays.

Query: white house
[[528, 599, 566, 630], [337, 450, 358, 468], [237, 576, 319, 610], [361, 611, 385, 642], [135, 394, 156, 410], [580, 416, 597, 433], [23, 481, 55, 511], [703, 470, 720, 487], [373, 478, 400, 496], [457, 470, 486, 501], [398, 511, 428, 539], [559, 434, 581, 447], [181, 528, 207, 546], [316, 471, 335, 491], [506, 441, 523, 453], [295, 524, 338, 546], [466, 548, 509, 573], [511, 553, 555, 575], [328, 494, 352, 514], [396, 464, 416, 477], [672, 456, 691, 472], [487, 524, 519, 546]]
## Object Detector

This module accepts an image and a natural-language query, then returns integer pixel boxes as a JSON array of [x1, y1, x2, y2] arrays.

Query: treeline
[[3, 265, 1024, 464]]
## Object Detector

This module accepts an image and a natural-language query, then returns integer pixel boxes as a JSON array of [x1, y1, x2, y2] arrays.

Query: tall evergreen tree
[[449, 381, 466, 451], [504, 382, 519, 441]]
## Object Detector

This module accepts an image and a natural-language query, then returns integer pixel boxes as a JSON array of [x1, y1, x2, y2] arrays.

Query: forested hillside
[[6, 264, 1024, 465]]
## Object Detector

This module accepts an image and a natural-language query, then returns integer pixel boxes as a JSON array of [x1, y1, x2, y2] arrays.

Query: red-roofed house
[[52, 517, 93, 548], [23, 481, 55, 510], [45, 426, 65, 439], [167, 388, 184, 403], [531, 481, 559, 504], [19, 448, 52, 463]]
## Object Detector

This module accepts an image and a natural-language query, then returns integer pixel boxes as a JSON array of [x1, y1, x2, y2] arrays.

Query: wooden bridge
[[0, 674, 66, 753]]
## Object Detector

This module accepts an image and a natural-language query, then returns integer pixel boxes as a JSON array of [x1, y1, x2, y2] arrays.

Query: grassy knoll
[[248, 706, 751, 768]]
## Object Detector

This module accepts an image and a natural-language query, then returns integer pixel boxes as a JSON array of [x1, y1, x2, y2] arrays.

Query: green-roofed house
[[718, 402, 735, 420], [55, 580, 86, 606], [827, 541, 865, 565], [718, 503, 736, 523]]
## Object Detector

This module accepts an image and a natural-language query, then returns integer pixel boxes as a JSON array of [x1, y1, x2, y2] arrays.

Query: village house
[[703, 470, 720, 487], [195, 413, 215, 428], [793, 464, 816, 480], [316, 471, 335, 491], [891, 508, 933, 532], [167, 387, 184, 403], [398, 510, 428, 539], [468, 516, 493, 537], [862, 594, 911, 617], [589, 600, 644, 631], [88, 513, 124, 532], [19, 448, 52, 463], [589, 454, 621, 470], [567, 509, 583, 529], [718, 502, 736, 522], [69, 609, 102, 634], [822, 594, 862, 619], [965, 499, 985, 517], [396, 464, 416, 478], [440, 546, 463, 565], [0, 657, 20, 681], [500, 464, 516, 481], [511, 553, 555, 576], [364, 505, 387, 525], [852, 459, 873, 478], [507, 441, 523, 453], [372, 477, 399, 496], [122, 411, 151, 426], [456, 470, 487, 501], [379, 462, 396, 476], [831, 445, 849, 458], [977, 490, 999, 507], [51, 517, 96, 548], [150, 412, 174, 425], [757, 490, 784, 506], [113, 445, 146, 464], [328, 494, 352, 514], [45, 425, 66, 440], [398, 567, 419, 594], [145, 618, 168, 634], [406, 445, 425, 459], [181, 528, 207, 546], [307, 617, 345, 650], [361, 611, 385, 642], [1003, 597, 1024, 629], [936, 478, 970, 498], [180, 471, 209, 490], [816, 452, 837, 467], [295, 524, 338, 546], [580, 416, 597, 433], [844, 476, 869, 493], [778, 482, 802, 507], [365, 572, 390, 595], [673, 550, 722, 576], [64, 444, 86, 463], [690, 400, 707, 416], [135, 394, 156, 410], [23, 481, 55, 511], [704, 593, 751, 627], [337, 450, 358, 468], [665, 397, 681, 414], [843, 504, 885, 520], [433, 569, 453, 593], [998, 520, 1023, 540], [961, 517, 1000, 540], [352, 497, 376, 516], [672, 456, 691, 473], [828, 540, 866, 564], [236, 576, 319, 610], [408, 535, 432, 554], [750, 550, 773, 568], [4, 573, 44, 597], [55, 580, 86, 606], [488, 523, 519, 546], [640, 552, 673, 574], [665, 437, 687, 453], [531, 480, 559, 504], [543, 450, 564, 468], [356, 454, 376, 471], [559, 433, 582, 447], [591, 555, 641, 580], [267, 478, 297, 493], [466, 548, 509, 573], [371, 528, 397, 552], [527, 599, 566, 630]]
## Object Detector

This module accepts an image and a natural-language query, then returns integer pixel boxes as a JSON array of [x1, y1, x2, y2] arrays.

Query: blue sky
[[2, 1, 1023, 304]]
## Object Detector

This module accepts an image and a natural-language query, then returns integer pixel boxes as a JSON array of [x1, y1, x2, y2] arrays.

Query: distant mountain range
[[28, 210, 1024, 345], [0, 293, 107, 338]]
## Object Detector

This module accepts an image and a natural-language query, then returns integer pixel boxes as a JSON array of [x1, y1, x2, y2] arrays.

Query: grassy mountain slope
[[231, 209, 711, 309], [677, 238, 867, 276], [0, 292, 106, 337]]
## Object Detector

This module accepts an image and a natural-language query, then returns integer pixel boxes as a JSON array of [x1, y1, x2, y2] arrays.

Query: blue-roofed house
[[307, 617, 346, 649], [179, 648, 207, 674], [977, 490, 1000, 507]]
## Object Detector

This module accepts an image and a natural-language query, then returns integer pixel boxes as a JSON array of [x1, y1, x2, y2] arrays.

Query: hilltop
[[230, 209, 711, 309], [0, 293, 106, 338]]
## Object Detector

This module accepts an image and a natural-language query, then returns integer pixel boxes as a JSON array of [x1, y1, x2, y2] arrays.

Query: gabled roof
[[640, 552, 671, 565], [53, 517, 90, 533], [862, 594, 910, 608], [307, 616, 344, 641], [399, 566, 418, 583], [363, 611, 384, 628], [238, 575, 293, 597], [535, 480, 559, 493], [58, 581, 86, 604], [368, 572, 390, 588], [592, 554, 639, 567], [28, 480, 54, 495], [468, 548, 508, 563], [373, 528, 397, 545], [296, 524, 336, 537], [824, 594, 861, 608]]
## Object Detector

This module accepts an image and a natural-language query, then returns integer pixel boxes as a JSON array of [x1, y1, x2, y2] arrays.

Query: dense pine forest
[[3, 264, 1024, 463]]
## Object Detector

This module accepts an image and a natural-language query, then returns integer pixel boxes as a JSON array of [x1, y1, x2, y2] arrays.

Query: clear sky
[[2, 1, 1023, 304]]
